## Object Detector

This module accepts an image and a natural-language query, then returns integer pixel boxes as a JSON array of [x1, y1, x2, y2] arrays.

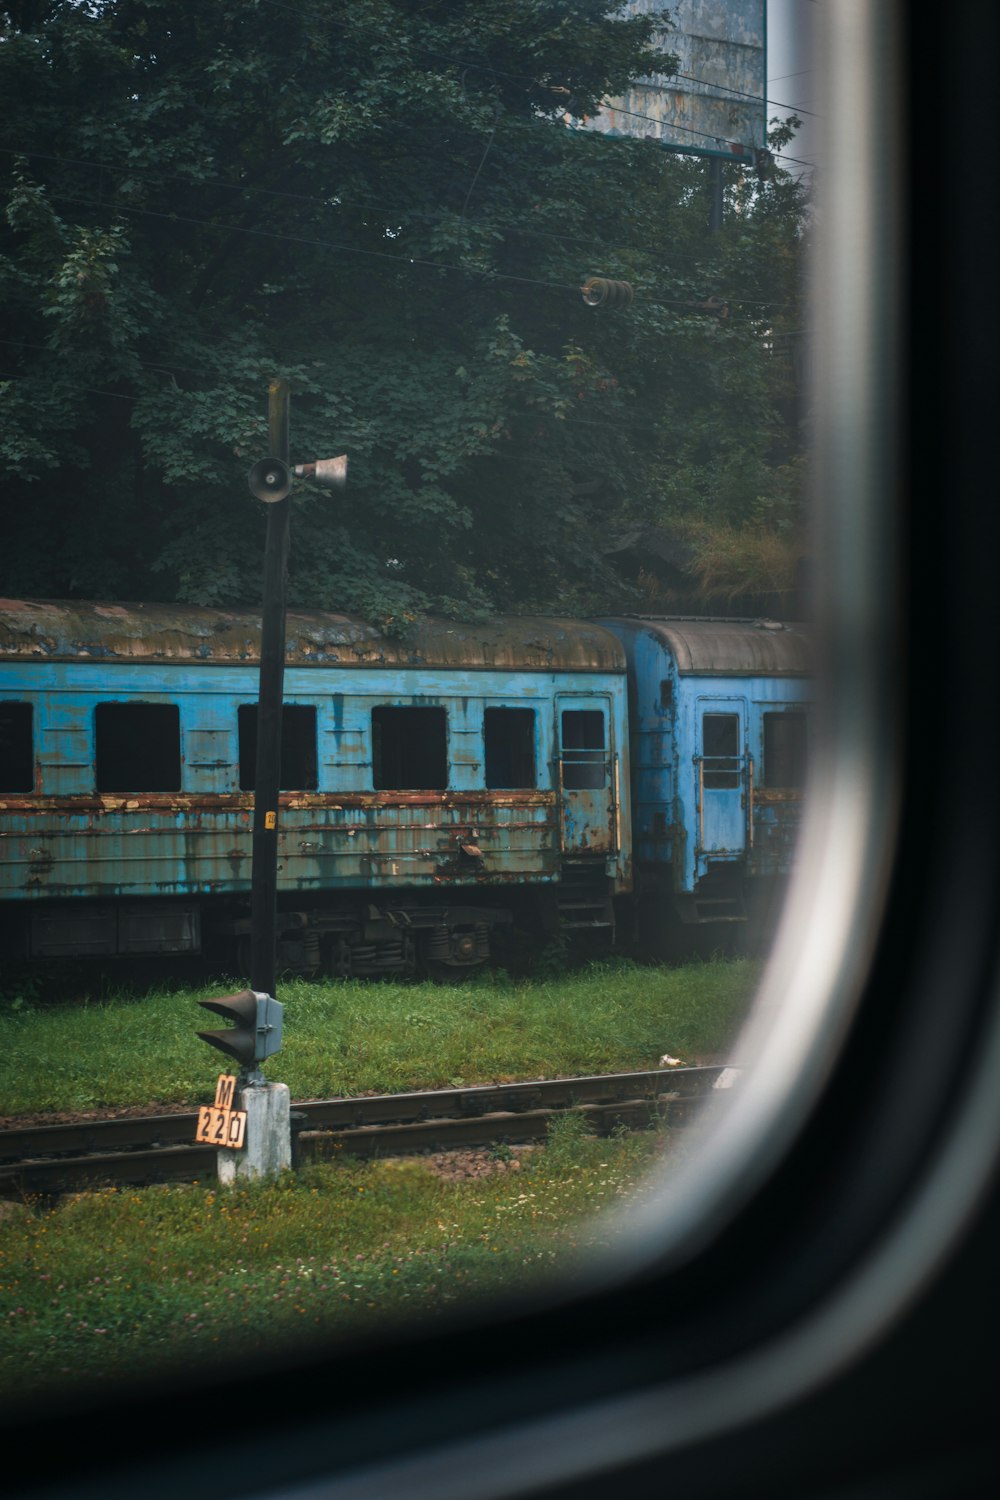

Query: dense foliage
[[0, 0, 807, 624]]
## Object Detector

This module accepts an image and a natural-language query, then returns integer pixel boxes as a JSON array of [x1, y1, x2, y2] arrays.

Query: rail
[[0, 1067, 738, 1195]]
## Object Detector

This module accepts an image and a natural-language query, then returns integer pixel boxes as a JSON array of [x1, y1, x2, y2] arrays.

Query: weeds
[[0, 959, 758, 1117], [0, 1122, 673, 1402]]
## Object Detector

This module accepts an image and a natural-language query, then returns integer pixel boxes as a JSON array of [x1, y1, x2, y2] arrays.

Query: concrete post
[[218, 1081, 291, 1186]]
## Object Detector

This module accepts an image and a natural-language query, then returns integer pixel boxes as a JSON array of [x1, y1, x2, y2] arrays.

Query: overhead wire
[[0, 149, 803, 319], [0, 137, 804, 268]]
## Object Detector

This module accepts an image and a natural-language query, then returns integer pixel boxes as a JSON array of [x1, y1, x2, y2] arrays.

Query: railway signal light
[[197, 989, 284, 1075]]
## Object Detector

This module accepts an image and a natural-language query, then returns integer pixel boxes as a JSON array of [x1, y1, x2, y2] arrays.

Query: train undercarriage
[[5, 861, 622, 981]]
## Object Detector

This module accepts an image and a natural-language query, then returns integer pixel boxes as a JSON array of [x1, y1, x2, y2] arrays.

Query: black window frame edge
[[8, 6, 1000, 1499]]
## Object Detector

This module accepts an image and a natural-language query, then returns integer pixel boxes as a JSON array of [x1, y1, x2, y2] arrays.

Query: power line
[[0, 369, 137, 402], [674, 70, 819, 118], [20, 185, 801, 315], [0, 141, 804, 268]]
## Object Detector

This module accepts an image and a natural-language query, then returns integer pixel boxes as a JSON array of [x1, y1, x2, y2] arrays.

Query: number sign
[[196, 1076, 247, 1150]]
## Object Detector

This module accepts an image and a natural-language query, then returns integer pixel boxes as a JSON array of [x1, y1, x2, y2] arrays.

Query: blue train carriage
[[0, 600, 632, 978], [599, 616, 812, 948]]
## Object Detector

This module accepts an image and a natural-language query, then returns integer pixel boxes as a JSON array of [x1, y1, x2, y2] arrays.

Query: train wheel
[[420, 923, 490, 982]]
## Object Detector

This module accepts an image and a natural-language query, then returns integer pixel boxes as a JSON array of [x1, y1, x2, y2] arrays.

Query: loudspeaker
[[248, 457, 293, 502], [294, 455, 349, 490]]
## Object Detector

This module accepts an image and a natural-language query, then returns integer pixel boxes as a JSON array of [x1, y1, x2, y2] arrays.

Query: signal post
[[194, 381, 346, 1185], [196, 989, 289, 1184]]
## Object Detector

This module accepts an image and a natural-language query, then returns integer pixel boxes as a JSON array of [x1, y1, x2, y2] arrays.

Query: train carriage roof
[[0, 600, 625, 673], [601, 616, 812, 676]]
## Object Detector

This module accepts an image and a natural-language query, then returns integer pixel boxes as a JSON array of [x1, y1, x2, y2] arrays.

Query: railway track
[[0, 1066, 738, 1196]]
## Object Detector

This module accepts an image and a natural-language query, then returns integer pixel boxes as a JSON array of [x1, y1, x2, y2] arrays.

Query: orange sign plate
[[195, 1104, 247, 1150]]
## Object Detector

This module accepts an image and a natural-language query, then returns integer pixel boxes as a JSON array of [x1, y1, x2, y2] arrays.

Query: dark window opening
[[372, 706, 447, 790], [703, 712, 741, 789], [0, 702, 33, 791], [561, 709, 606, 790], [764, 711, 808, 788], [95, 703, 181, 792], [659, 679, 673, 713], [238, 705, 318, 791], [485, 709, 536, 789]]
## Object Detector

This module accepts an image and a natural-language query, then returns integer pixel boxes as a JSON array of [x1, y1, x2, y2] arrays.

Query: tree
[[0, 1, 807, 624]]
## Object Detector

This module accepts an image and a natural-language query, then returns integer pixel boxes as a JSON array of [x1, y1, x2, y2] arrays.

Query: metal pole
[[250, 379, 290, 997]]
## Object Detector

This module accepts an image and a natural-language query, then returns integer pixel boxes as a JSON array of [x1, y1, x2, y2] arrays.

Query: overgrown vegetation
[[0, 958, 757, 1116], [0, 1, 808, 621], [0, 1113, 674, 1403], [0, 960, 754, 1402]]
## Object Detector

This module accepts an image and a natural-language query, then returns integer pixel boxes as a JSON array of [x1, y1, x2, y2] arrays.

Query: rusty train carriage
[[599, 616, 812, 932], [0, 601, 632, 976]]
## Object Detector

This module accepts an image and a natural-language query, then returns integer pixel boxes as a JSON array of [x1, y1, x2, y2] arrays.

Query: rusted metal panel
[[600, 616, 808, 899], [0, 603, 634, 905], [0, 600, 625, 674], [0, 793, 561, 900], [748, 789, 805, 875], [559, 788, 613, 856], [601, 616, 811, 677]]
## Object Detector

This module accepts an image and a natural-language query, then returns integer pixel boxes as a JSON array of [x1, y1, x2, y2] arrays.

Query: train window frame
[[371, 704, 448, 790], [7, 10, 1000, 1500], [560, 707, 607, 790], [93, 701, 181, 793], [0, 699, 33, 791], [483, 706, 537, 789], [237, 702, 319, 791], [762, 709, 808, 789], [702, 711, 741, 789]]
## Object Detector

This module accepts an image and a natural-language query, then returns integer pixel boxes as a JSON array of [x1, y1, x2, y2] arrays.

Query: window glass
[[562, 709, 606, 790], [0, 701, 33, 791], [763, 711, 808, 788], [95, 703, 181, 792], [703, 712, 740, 789], [485, 708, 536, 789], [238, 704, 318, 790], [372, 706, 447, 790]]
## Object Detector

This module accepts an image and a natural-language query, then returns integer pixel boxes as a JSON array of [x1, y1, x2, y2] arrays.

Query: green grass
[[0, 1113, 670, 1403], [0, 958, 758, 1117]]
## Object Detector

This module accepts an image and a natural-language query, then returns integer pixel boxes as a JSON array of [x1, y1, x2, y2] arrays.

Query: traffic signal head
[[197, 989, 284, 1073]]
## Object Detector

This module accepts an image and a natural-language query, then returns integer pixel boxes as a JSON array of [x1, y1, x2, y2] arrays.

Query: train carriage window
[[561, 709, 606, 790], [0, 702, 33, 791], [372, 706, 447, 790], [702, 712, 741, 789], [95, 703, 181, 792], [238, 704, 318, 790], [485, 708, 536, 789], [763, 711, 808, 788]]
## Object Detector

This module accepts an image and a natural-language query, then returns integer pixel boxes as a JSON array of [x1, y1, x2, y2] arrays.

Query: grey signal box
[[197, 989, 284, 1074]]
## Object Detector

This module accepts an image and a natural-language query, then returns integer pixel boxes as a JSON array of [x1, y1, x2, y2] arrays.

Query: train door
[[556, 697, 616, 855], [695, 699, 748, 873]]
